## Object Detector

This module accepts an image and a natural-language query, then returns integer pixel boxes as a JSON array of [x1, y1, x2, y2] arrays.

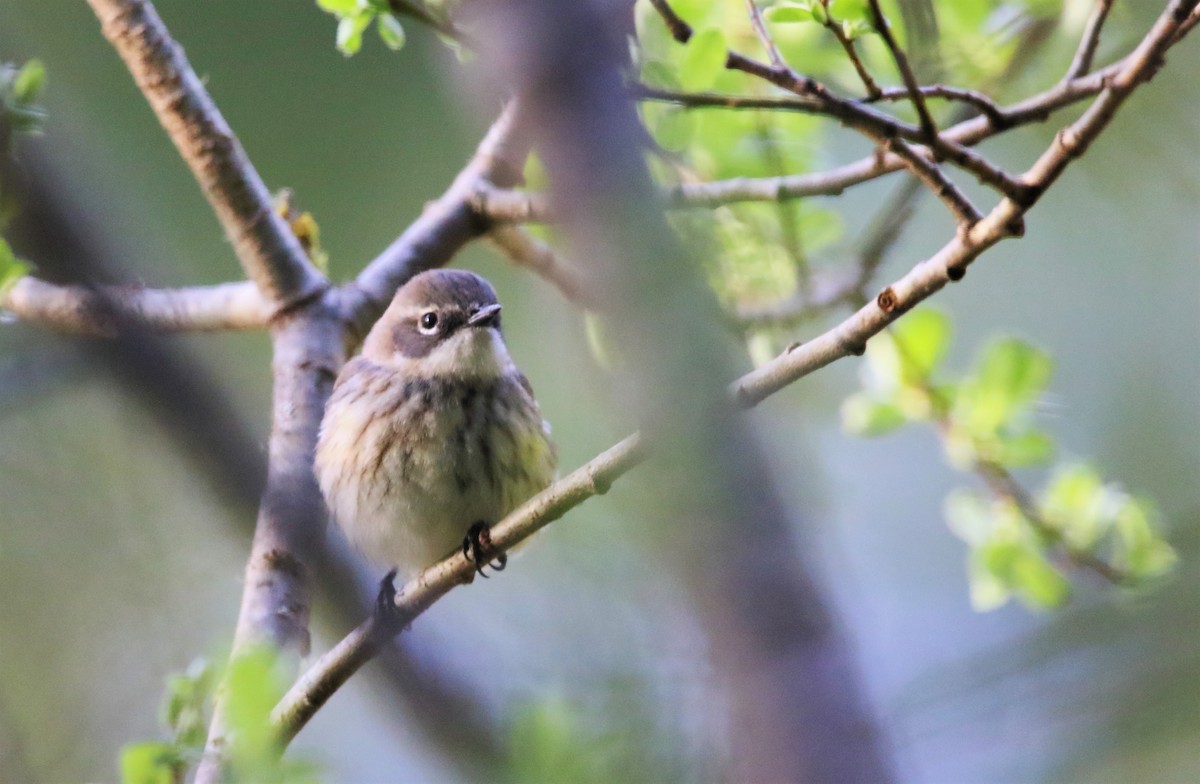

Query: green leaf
[[1040, 463, 1105, 548], [119, 742, 178, 784], [584, 311, 617, 371], [1114, 497, 1176, 578], [890, 308, 952, 381], [1010, 549, 1070, 608], [223, 646, 288, 779], [377, 14, 407, 50], [967, 550, 1011, 611], [317, 0, 362, 14], [841, 392, 907, 436], [679, 28, 727, 92], [336, 13, 373, 56], [13, 59, 46, 104], [956, 338, 1052, 436], [990, 430, 1054, 467], [765, 3, 816, 24], [0, 237, 29, 296], [944, 488, 992, 546], [831, 0, 870, 23], [640, 60, 681, 90]]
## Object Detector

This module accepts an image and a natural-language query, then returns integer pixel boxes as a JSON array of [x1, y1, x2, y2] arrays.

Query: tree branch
[[866, 0, 939, 140], [342, 100, 530, 338], [733, 0, 1198, 406], [482, 55, 1130, 221], [1066, 0, 1116, 80], [743, 0, 785, 69], [867, 84, 1008, 128], [485, 225, 592, 306], [85, 0, 326, 307], [881, 137, 980, 226], [0, 277, 269, 334]]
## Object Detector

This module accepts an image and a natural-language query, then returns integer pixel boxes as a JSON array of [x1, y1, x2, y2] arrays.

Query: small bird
[[315, 269, 557, 599]]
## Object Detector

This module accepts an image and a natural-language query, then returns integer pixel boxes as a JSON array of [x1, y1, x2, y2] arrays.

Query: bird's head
[[362, 269, 512, 379]]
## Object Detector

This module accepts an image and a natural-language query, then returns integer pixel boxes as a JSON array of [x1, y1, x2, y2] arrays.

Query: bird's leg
[[462, 521, 507, 578], [372, 568, 402, 629]]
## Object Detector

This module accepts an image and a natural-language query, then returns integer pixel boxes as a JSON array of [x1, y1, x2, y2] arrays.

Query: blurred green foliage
[[842, 308, 1175, 610], [121, 648, 317, 784], [316, 0, 407, 57]]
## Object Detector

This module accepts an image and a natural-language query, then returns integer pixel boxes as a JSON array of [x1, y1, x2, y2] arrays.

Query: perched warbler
[[315, 269, 557, 600]]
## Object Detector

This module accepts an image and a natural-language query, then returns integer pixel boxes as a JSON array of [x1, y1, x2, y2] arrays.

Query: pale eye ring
[[418, 311, 439, 334]]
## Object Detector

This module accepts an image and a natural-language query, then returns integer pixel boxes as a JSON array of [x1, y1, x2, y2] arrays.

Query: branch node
[[875, 286, 899, 313]]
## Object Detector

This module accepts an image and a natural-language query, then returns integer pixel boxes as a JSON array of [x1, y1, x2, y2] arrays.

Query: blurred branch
[[1, 278, 270, 334], [343, 100, 530, 338], [485, 225, 592, 306], [743, 0, 785, 69], [734, 175, 923, 326], [1065, 0, 1115, 80], [85, 0, 326, 307], [385, 0, 471, 45]]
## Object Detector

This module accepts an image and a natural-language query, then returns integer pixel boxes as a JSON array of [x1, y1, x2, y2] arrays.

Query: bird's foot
[[373, 568, 402, 629], [462, 521, 507, 578]]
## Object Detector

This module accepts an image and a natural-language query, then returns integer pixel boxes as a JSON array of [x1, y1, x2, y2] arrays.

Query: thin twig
[[1066, 0, 1116, 80], [882, 138, 980, 226], [648, 0, 693, 43], [85, 0, 326, 307], [344, 100, 531, 338], [744, 0, 786, 68], [485, 226, 593, 306], [867, 85, 1008, 128], [819, 1, 883, 98], [386, 0, 472, 45], [974, 461, 1130, 584], [1, 278, 270, 333], [733, 0, 1198, 406], [866, 0, 939, 141]]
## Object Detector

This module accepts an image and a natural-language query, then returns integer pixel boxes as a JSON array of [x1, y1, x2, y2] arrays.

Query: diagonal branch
[[85, 0, 326, 307], [743, 0, 785, 69], [1, 277, 269, 334], [341, 100, 530, 338], [866, 0, 939, 140], [485, 225, 592, 306], [1066, 0, 1116, 80], [492, 52, 1138, 222], [882, 137, 980, 226]]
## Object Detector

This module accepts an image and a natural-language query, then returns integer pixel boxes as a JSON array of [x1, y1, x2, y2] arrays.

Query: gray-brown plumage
[[315, 269, 556, 577]]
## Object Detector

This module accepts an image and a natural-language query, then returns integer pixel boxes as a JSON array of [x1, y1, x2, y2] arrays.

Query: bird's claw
[[373, 568, 401, 627], [463, 521, 507, 578]]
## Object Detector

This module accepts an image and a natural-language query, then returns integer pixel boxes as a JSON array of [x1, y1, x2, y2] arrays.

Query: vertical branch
[[867, 0, 939, 141], [195, 309, 344, 784], [477, 0, 896, 780], [1066, 0, 1116, 79], [744, 0, 785, 68], [85, 0, 326, 306]]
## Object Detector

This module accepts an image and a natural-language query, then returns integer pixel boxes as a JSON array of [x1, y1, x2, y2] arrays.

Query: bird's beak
[[467, 303, 502, 328]]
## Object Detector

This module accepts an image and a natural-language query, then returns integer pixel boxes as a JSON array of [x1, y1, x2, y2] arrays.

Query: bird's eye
[[418, 312, 439, 334]]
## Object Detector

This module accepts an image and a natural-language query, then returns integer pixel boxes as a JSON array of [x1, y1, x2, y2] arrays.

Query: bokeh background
[[0, 1, 1197, 782]]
